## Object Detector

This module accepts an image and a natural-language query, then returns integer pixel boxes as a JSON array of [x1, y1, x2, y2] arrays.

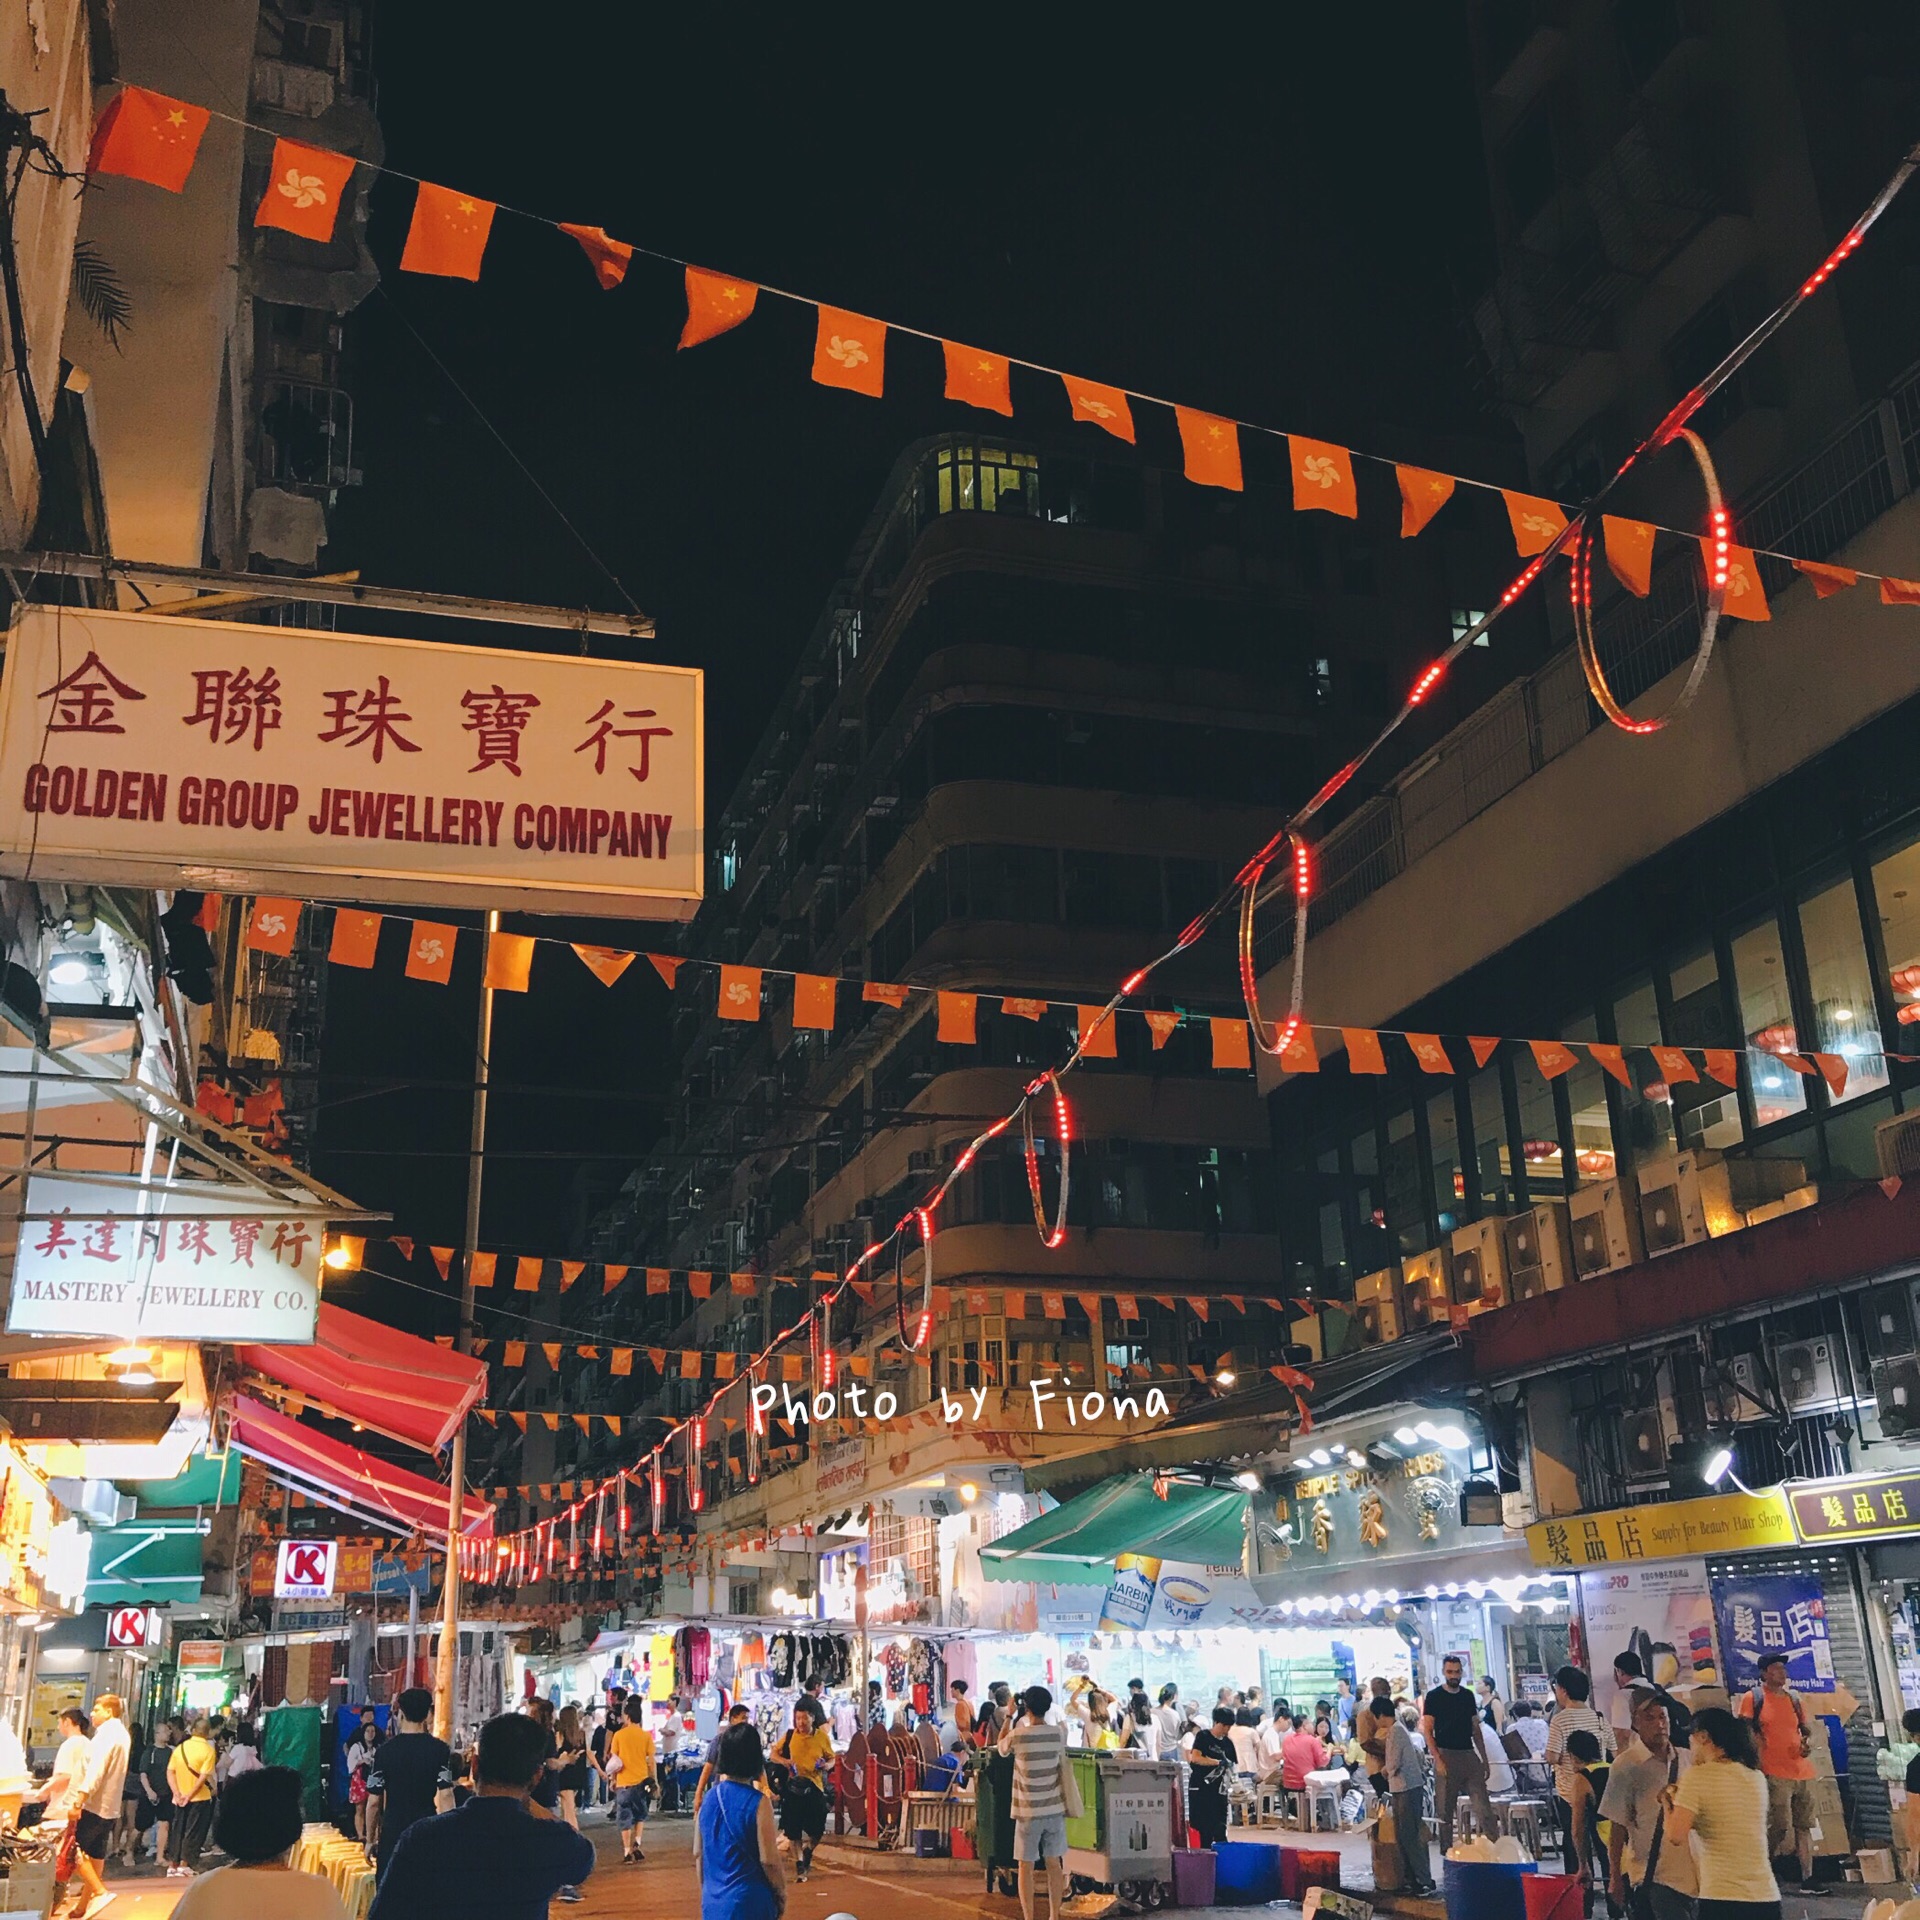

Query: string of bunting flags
[[80, 85, 1920, 615]]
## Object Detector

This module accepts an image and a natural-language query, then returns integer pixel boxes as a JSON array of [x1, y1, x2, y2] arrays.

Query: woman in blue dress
[[697, 1723, 785, 1920]]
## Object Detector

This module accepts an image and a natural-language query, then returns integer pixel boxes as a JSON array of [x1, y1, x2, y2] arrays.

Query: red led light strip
[[1239, 829, 1312, 1058], [1021, 1075, 1073, 1250]]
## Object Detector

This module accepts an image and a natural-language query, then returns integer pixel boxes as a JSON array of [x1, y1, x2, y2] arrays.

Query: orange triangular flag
[[1811, 1052, 1849, 1100], [1703, 540, 1770, 621], [329, 909, 382, 968], [1649, 1047, 1699, 1086], [430, 1247, 453, 1281], [1002, 997, 1046, 1020], [572, 1413, 591, 1434], [1077, 1006, 1118, 1059], [1189, 1298, 1210, 1323], [1211, 1018, 1252, 1070], [1406, 1033, 1453, 1074], [1529, 1040, 1579, 1080], [1881, 577, 1920, 605], [1794, 559, 1857, 598], [514, 1256, 542, 1293], [470, 1252, 497, 1288], [485, 931, 535, 993], [1469, 1036, 1500, 1067], [717, 965, 761, 1021], [937, 992, 977, 1045], [1176, 409, 1243, 491], [1396, 465, 1455, 537], [1290, 437, 1357, 518], [1703, 1049, 1740, 1088], [611, 1348, 633, 1377], [1280, 1024, 1319, 1074], [391, 1236, 415, 1261], [606, 1417, 623, 1435], [1145, 1010, 1181, 1050], [813, 306, 886, 397], [558, 223, 632, 290], [572, 944, 635, 987], [247, 898, 299, 958], [400, 182, 496, 281], [542, 1344, 562, 1370], [1503, 491, 1568, 556], [1062, 376, 1135, 442], [944, 343, 1012, 415], [647, 953, 682, 988], [1343, 1029, 1388, 1074], [680, 268, 758, 348], [405, 921, 458, 984], [255, 139, 356, 242], [792, 973, 837, 1031], [647, 1349, 667, 1374], [602, 1264, 628, 1293], [88, 88, 210, 192], [1588, 1042, 1632, 1085], [1603, 516, 1656, 597], [511, 1413, 528, 1433]]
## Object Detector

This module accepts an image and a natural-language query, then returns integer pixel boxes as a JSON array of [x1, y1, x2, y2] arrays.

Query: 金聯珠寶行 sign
[[5, 1175, 324, 1344], [0, 606, 703, 921]]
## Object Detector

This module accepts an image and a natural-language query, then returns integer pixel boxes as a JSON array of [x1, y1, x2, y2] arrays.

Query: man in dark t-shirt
[[1421, 1656, 1494, 1842], [365, 1687, 453, 1880]]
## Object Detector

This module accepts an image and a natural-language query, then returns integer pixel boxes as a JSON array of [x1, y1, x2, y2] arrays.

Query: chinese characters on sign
[[5, 1176, 324, 1343], [1712, 1573, 1837, 1694], [0, 607, 703, 920], [274, 1538, 339, 1601], [1788, 1473, 1920, 1541], [1526, 1489, 1797, 1569]]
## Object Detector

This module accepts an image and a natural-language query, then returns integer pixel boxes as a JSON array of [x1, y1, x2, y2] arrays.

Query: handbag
[[54, 1817, 79, 1884]]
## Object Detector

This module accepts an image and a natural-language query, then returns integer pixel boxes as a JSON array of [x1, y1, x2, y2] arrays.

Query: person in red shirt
[[1279, 1714, 1330, 1791], [1735, 1653, 1816, 1882]]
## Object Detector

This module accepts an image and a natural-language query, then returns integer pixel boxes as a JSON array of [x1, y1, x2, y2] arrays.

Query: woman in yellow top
[[166, 1716, 219, 1877], [770, 1700, 835, 1883]]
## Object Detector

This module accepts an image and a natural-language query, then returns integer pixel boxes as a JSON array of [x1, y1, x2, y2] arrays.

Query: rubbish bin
[[1443, 1857, 1537, 1920], [1067, 1750, 1103, 1852]]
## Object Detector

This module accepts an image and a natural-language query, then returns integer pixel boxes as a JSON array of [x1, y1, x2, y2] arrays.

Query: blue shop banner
[[1711, 1572, 1837, 1694]]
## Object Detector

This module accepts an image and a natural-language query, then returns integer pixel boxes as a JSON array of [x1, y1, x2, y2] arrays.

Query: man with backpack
[[1736, 1653, 1816, 1883]]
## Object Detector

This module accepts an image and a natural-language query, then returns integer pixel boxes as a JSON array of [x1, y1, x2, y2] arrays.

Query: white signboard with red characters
[[274, 1538, 338, 1600], [106, 1604, 159, 1648], [0, 606, 703, 919], [6, 1175, 322, 1342]]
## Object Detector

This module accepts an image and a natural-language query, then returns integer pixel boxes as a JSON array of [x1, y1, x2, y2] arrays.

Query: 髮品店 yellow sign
[[1526, 1488, 1796, 1568]]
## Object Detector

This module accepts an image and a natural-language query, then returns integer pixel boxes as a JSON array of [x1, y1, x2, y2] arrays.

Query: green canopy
[[979, 1476, 1248, 1582], [121, 1450, 242, 1511], [84, 1521, 204, 1607]]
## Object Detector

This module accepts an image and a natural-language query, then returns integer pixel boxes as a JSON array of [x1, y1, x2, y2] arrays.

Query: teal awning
[[84, 1522, 204, 1607], [121, 1451, 242, 1511], [980, 1476, 1248, 1582]]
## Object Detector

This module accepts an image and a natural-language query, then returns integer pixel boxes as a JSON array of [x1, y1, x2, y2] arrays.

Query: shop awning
[[121, 1449, 242, 1511], [229, 1393, 492, 1541], [980, 1475, 1248, 1582], [84, 1519, 204, 1607], [238, 1304, 487, 1454]]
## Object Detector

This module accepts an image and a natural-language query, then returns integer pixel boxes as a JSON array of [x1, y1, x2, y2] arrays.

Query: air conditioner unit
[[1621, 1407, 1669, 1480], [1873, 1354, 1920, 1440], [1289, 1312, 1327, 1363], [1504, 1202, 1574, 1300], [1636, 1151, 1708, 1256], [1777, 1336, 1844, 1416], [1877, 1111, 1920, 1180], [1450, 1217, 1508, 1316], [1722, 1351, 1770, 1421], [1401, 1246, 1455, 1331], [1352, 1266, 1404, 1345], [1862, 1281, 1919, 1364], [1745, 1186, 1820, 1226], [1568, 1180, 1641, 1277], [1679, 1091, 1742, 1150]]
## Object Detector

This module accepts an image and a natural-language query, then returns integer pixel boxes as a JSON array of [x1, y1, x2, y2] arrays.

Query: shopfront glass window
[[1561, 1013, 1618, 1184], [1348, 1122, 1391, 1275], [1511, 1046, 1566, 1197], [1384, 1105, 1428, 1255], [1731, 913, 1806, 1125], [1428, 1087, 1464, 1233], [1612, 976, 1676, 1160], [1469, 1068, 1516, 1213], [1873, 835, 1920, 1040], [1665, 942, 1743, 1149], [1799, 874, 1889, 1102]]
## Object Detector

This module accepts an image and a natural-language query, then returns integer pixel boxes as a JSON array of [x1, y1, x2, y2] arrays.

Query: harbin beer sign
[[0, 607, 703, 919]]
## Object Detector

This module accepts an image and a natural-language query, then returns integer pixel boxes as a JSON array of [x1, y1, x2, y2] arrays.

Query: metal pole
[[433, 909, 499, 1743]]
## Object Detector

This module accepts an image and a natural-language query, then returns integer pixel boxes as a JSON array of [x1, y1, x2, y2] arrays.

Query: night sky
[[312, 13, 1508, 1310]]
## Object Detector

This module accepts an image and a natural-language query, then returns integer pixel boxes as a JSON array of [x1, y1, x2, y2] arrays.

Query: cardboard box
[[1858, 1847, 1897, 1883]]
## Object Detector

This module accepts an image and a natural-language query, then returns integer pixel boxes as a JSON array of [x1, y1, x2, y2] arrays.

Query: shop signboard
[[176, 1640, 229, 1672], [1098, 1553, 1162, 1630], [274, 1537, 338, 1600], [0, 605, 704, 920], [0, 1441, 55, 1612], [7, 1175, 323, 1344], [1787, 1471, 1920, 1544], [1578, 1559, 1721, 1725], [1526, 1488, 1795, 1569], [814, 1435, 867, 1500], [251, 1541, 374, 1598], [104, 1604, 160, 1649], [1262, 1426, 1475, 1578], [1712, 1572, 1836, 1695], [373, 1556, 430, 1598]]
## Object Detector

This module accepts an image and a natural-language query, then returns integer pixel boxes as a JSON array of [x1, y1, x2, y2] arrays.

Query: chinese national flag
[[1604, 516, 1656, 597], [1397, 465, 1455, 537], [254, 139, 356, 242], [1077, 1006, 1118, 1058], [1702, 539, 1770, 621], [1290, 437, 1358, 518], [944, 342, 1012, 415], [329, 909, 381, 968], [812, 306, 886, 398], [399, 183, 496, 281], [1503, 491, 1569, 556], [1062, 376, 1135, 443], [246, 898, 299, 957], [1469, 1036, 1501, 1068], [936, 992, 977, 1045], [717, 965, 761, 1021], [792, 973, 837, 1031], [1342, 1029, 1388, 1074], [1588, 1043, 1632, 1086], [404, 921, 458, 984], [573, 944, 635, 986], [558, 223, 632, 290], [1176, 409, 1243, 491], [680, 268, 758, 348], [1210, 1018, 1252, 1069], [484, 932, 535, 993], [88, 88, 209, 192], [1882, 577, 1920, 605]]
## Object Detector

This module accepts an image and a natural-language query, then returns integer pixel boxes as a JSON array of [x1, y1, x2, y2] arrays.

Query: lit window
[[1798, 876, 1887, 1102], [1730, 915, 1805, 1125], [1451, 608, 1491, 649]]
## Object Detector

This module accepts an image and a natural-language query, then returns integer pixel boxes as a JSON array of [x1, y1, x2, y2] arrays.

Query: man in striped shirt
[[998, 1685, 1069, 1920], [1544, 1665, 1613, 1875]]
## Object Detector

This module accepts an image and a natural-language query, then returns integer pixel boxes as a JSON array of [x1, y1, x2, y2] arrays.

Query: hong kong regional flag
[[254, 139, 357, 243], [88, 88, 210, 193]]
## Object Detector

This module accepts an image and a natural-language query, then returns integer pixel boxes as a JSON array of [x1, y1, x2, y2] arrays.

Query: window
[[1452, 609, 1491, 651], [1310, 657, 1333, 704], [932, 443, 1039, 517], [1511, 1044, 1566, 1197], [1872, 836, 1920, 1041], [1665, 943, 1742, 1149], [1730, 914, 1805, 1125], [1560, 1013, 1618, 1183], [1428, 1087, 1464, 1233], [1798, 874, 1888, 1102], [1062, 849, 1162, 930], [1384, 1105, 1427, 1255], [1612, 976, 1676, 1159], [1468, 1067, 1517, 1213], [719, 839, 740, 891]]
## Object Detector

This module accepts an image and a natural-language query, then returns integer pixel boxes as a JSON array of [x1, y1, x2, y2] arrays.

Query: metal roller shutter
[[1708, 1550, 1890, 1847]]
